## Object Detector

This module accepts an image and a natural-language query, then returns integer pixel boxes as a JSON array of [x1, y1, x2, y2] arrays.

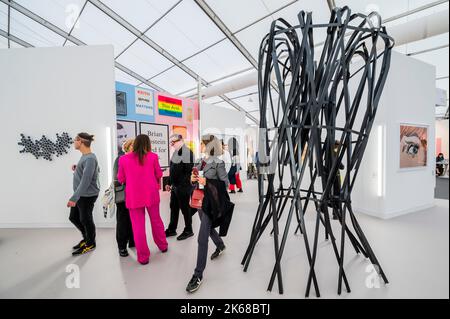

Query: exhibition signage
[[139, 122, 170, 168], [158, 95, 183, 118], [135, 87, 154, 116]]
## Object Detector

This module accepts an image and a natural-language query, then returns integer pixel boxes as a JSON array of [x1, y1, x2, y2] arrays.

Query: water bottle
[[198, 171, 204, 189]]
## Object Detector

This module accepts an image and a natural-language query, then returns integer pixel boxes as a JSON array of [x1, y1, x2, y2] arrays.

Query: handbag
[[189, 187, 204, 210], [114, 181, 125, 204]]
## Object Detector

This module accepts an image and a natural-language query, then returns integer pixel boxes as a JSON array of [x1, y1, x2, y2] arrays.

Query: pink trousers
[[129, 204, 168, 264]]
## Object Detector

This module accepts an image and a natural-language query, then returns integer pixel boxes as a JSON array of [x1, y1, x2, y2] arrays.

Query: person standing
[[117, 134, 168, 265], [113, 139, 135, 257], [228, 137, 243, 194], [186, 135, 230, 293], [219, 140, 232, 174], [165, 134, 195, 241], [68, 133, 100, 256]]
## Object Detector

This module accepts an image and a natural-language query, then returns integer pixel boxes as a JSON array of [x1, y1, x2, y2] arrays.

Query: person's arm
[[216, 161, 230, 188], [153, 154, 163, 184], [117, 156, 126, 184], [113, 157, 119, 183], [70, 158, 96, 203], [184, 149, 195, 176]]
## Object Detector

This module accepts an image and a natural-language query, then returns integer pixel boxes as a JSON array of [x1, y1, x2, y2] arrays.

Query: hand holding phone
[[191, 167, 199, 183]]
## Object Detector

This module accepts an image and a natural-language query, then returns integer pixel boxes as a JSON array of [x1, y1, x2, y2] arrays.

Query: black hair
[[77, 132, 95, 147], [228, 137, 239, 156]]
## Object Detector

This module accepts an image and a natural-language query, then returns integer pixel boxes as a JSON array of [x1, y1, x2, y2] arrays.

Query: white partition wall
[[200, 102, 248, 172], [0, 45, 116, 228], [352, 51, 436, 219]]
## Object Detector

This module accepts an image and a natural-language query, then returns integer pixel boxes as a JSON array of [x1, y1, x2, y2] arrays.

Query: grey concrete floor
[[435, 177, 449, 200], [0, 180, 448, 299]]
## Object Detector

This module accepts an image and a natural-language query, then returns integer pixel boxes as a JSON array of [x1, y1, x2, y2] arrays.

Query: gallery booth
[[0, 45, 440, 228], [0, 44, 255, 228]]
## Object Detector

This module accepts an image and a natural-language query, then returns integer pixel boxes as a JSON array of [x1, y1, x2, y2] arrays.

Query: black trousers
[[116, 202, 135, 250], [168, 185, 193, 233], [69, 196, 98, 246]]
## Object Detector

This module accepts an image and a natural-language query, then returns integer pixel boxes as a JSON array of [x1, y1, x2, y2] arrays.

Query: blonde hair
[[122, 139, 135, 153]]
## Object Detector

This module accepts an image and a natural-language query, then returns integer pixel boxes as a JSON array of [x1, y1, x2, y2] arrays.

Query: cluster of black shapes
[[242, 7, 394, 297], [18, 132, 73, 161]]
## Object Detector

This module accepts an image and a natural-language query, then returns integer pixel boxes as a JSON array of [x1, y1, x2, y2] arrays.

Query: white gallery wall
[[200, 101, 249, 173], [0, 45, 116, 228], [352, 51, 436, 219]]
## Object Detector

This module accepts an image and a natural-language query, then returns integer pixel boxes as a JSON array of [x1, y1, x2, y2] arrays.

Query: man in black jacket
[[165, 134, 195, 240]]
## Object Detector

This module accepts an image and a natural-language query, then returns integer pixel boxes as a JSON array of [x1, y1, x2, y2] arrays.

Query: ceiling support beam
[[407, 44, 449, 57], [0, 0, 165, 92], [194, 0, 258, 69], [88, 0, 258, 124], [0, 28, 32, 47]]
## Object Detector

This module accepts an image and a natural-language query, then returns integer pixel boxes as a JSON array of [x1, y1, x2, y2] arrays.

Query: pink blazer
[[117, 152, 163, 209]]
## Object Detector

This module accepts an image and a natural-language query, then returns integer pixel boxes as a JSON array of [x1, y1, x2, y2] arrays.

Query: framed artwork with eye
[[399, 124, 428, 169]]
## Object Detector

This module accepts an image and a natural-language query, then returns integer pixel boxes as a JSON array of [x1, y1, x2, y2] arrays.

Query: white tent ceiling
[[0, 0, 448, 122]]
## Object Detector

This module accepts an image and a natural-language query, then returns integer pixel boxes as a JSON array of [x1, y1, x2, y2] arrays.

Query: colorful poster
[[135, 87, 154, 116], [173, 125, 188, 139], [158, 95, 183, 118], [140, 122, 170, 168], [400, 124, 428, 169], [117, 120, 137, 155]]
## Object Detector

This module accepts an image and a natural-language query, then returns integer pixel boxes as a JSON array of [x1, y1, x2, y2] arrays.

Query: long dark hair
[[133, 134, 151, 165], [228, 137, 239, 157]]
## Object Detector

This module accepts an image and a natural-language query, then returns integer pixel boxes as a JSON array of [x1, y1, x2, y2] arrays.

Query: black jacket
[[202, 179, 234, 237], [169, 145, 194, 187]]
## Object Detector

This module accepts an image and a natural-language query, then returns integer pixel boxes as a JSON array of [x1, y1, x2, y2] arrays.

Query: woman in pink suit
[[117, 134, 168, 265]]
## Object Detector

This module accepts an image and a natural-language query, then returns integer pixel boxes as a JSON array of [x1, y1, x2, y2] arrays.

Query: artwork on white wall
[[18, 132, 73, 161], [140, 122, 170, 168], [400, 124, 428, 169], [117, 120, 137, 155]]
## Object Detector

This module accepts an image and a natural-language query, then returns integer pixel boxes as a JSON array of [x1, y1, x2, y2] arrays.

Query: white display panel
[[0, 45, 116, 228], [351, 51, 437, 219]]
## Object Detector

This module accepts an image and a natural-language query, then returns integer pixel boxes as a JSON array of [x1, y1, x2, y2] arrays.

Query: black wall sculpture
[[242, 7, 394, 297], [18, 132, 73, 161]]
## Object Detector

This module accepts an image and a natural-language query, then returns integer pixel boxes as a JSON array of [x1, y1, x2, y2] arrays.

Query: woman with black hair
[[186, 134, 232, 293], [228, 137, 243, 194]]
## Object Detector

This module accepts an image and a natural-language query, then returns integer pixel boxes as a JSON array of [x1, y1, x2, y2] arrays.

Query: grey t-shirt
[[70, 153, 100, 202]]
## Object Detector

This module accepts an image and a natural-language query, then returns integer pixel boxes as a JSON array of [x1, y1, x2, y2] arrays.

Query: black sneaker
[[186, 275, 202, 293], [177, 231, 194, 241], [119, 249, 129, 257], [230, 190, 236, 194], [165, 229, 177, 237], [238, 189, 243, 193], [72, 240, 86, 250], [211, 246, 226, 260], [72, 244, 96, 256]]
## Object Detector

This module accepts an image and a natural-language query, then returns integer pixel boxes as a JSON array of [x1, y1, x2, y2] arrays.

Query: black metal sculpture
[[242, 7, 394, 297], [18, 132, 73, 161]]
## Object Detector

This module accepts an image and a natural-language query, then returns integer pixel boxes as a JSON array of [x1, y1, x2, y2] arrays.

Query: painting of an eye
[[400, 125, 428, 169]]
